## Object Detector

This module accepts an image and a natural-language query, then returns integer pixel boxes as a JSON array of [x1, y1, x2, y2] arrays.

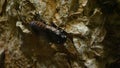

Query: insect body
[[29, 21, 67, 44]]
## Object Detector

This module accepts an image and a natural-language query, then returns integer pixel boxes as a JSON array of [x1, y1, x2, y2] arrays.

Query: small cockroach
[[29, 21, 67, 44]]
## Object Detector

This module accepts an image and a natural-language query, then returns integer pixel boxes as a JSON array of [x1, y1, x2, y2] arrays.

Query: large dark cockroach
[[29, 21, 67, 44]]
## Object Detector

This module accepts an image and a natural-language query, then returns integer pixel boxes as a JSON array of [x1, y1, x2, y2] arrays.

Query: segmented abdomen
[[29, 21, 67, 44], [29, 21, 46, 29]]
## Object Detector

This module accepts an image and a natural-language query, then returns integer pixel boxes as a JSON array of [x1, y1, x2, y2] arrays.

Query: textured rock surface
[[0, 0, 120, 68]]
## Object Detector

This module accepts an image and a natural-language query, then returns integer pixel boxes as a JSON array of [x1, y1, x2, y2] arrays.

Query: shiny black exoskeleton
[[29, 21, 67, 44]]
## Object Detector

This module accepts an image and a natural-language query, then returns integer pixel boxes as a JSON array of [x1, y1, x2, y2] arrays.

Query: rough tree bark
[[0, 0, 120, 68]]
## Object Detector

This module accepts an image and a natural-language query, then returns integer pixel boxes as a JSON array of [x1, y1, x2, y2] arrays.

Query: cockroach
[[29, 21, 67, 44]]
